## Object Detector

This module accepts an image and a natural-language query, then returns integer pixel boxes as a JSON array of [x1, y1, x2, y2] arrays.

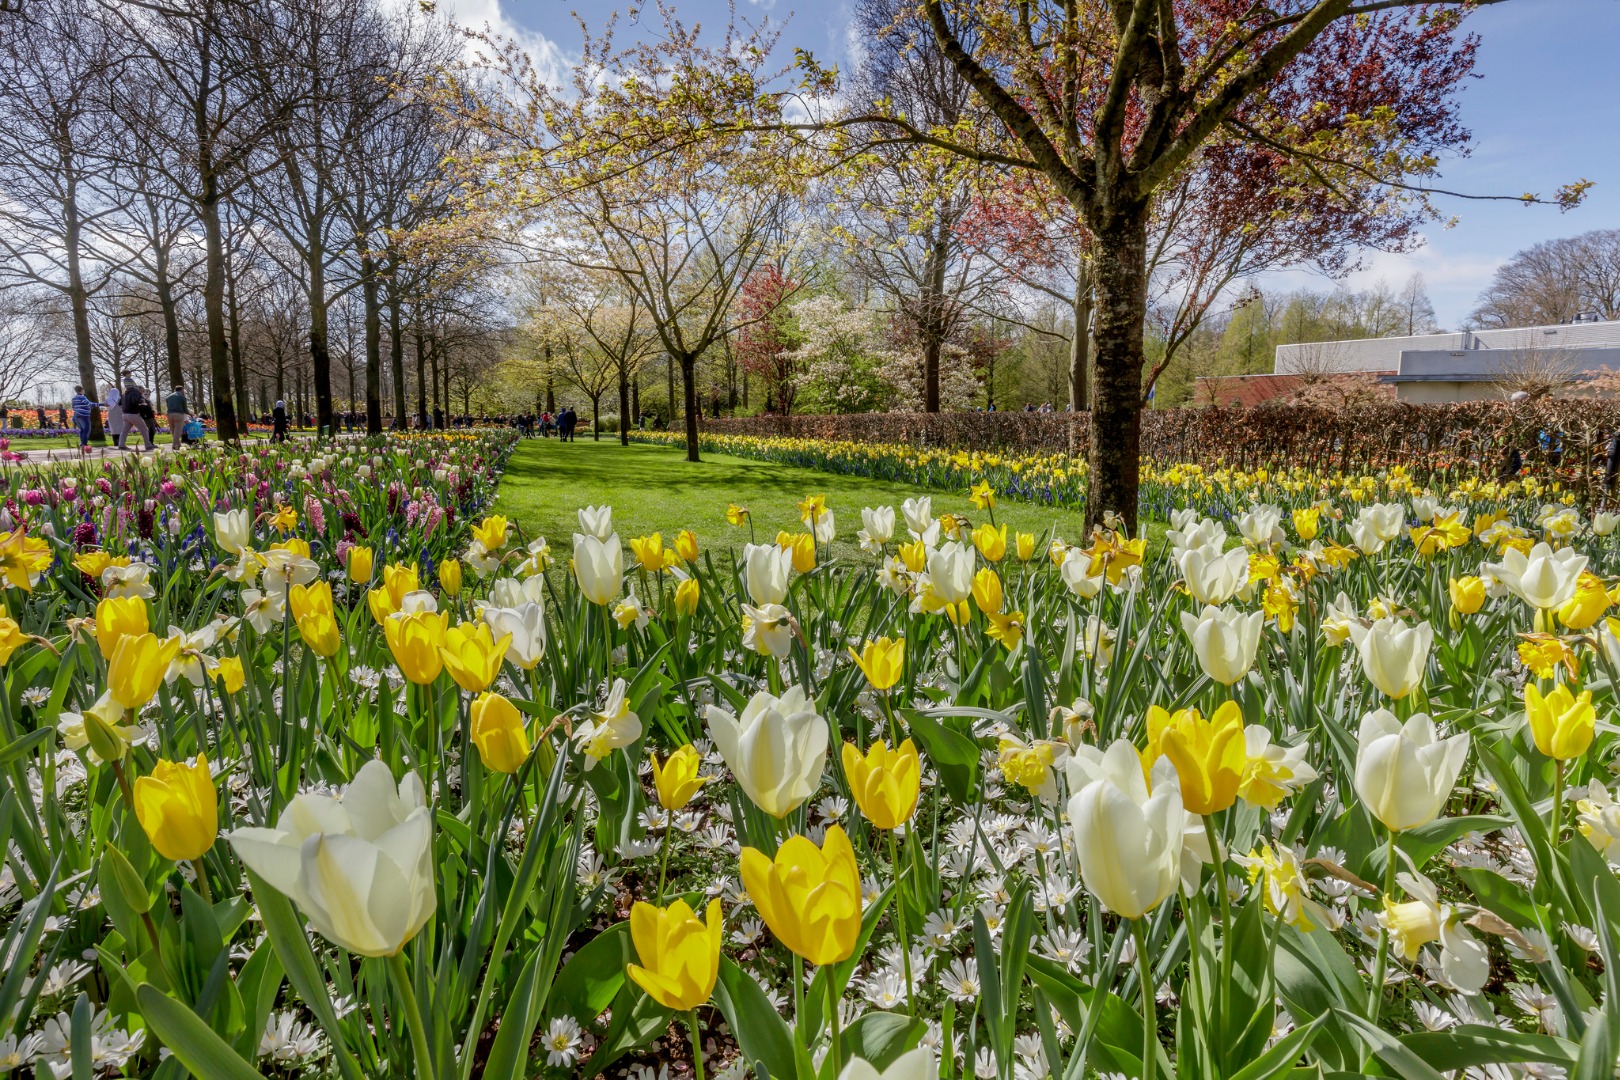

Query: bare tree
[[1472, 228, 1620, 328], [1490, 336, 1584, 401]]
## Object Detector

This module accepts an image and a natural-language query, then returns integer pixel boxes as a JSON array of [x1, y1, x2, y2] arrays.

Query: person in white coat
[[105, 384, 125, 448]]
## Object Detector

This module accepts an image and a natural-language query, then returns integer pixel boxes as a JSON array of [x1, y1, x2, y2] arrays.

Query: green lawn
[[493, 436, 1156, 557]]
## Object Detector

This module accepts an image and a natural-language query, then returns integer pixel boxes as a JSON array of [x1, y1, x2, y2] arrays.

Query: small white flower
[[544, 1016, 582, 1068]]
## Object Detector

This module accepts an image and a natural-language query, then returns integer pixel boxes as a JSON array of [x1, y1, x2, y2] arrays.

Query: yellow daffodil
[[0, 530, 51, 592], [651, 745, 710, 811], [72, 550, 113, 579], [740, 825, 862, 965], [797, 493, 828, 526], [842, 739, 921, 829], [969, 480, 995, 511], [269, 505, 297, 534], [725, 503, 750, 526], [133, 754, 217, 862], [625, 898, 723, 1012], [1518, 633, 1579, 681], [0, 616, 26, 666], [985, 609, 1026, 650]]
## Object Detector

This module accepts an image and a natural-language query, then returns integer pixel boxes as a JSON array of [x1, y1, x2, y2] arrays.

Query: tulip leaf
[[1226, 1013, 1328, 1080], [836, 1012, 926, 1074], [1333, 1009, 1447, 1080], [548, 921, 632, 1024], [1400, 1025, 1577, 1069], [136, 983, 268, 1080], [1572, 1010, 1614, 1080], [0, 726, 49, 769], [482, 947, 548, 1080], [901, 710, 979, 806], [0, 860, 59, 1036], [1386, 815, 1511, 877], [714, 955, 802, 1080]]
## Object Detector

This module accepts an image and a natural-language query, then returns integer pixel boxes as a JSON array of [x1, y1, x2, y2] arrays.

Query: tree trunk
[[921, 228, 948, 413], [414, 321, 427, 428], [199, 187, 238, 443], [361, 252, 383, 434], [678, 353, 699, 462], [631, 373, 640, 423], [155, 248, 184, 392], [591, 393, 601, 441], [63, 191, 103, 441], [618, 361, 630, 447], [225, 234, 251, 430], [307, 247, 334, 438], [1086, 211, 1149, 532], [667, 356, 676, 423], [387, 280, 407, 426], [544, 345, 554, 412], [1070, 244, 1092, 412], [430, 338, 441, 422]]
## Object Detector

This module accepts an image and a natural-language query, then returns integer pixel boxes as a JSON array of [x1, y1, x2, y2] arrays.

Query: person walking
[[69, 385, 101, 449], [272, 400, 290, 443], [165, 385, 188, 450], [105, 384, 125, 449], [122, 382, 156, 450]]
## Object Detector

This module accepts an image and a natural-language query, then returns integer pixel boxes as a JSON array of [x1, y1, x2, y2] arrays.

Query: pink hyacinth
[[303, 494, 326, 533]]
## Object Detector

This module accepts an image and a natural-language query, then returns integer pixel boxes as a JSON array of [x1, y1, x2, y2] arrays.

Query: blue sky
[[467, 0, 1620, 330]]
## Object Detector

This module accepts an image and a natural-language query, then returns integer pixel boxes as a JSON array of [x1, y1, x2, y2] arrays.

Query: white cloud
[[382, 0, 574, 86]]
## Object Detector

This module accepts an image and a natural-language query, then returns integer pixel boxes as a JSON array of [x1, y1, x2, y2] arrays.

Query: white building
[[1270, 318, 1620, 402]]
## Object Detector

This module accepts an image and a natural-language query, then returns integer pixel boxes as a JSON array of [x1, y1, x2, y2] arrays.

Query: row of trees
[[439, 0, 1581, 528], [0, 0, 504, 439]]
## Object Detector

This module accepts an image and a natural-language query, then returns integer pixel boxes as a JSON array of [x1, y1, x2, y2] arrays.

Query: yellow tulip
[[471, 515, 510, 552], [1558, 572, 1610, 630], [972, 522, 1007, 563], [849, 636, 905, 691], [439, 558, 463, 599], [1525, 682, 1595, 761], [1015, 532, 1036, 562], [630, 534, 671, 573], [439, 621, 510, 692], [674, 530, 699, 564], [626, 898, 723, 1012], [0, 616, 26, 666], [384, 610, 449, 685], [212, 655, 246, 695], [777, 531, 815, 573], [108, 633, 182, 710], [269, 536, 312, 560], [133, 754, 217, 862], [898, 540, 927, 573], [672, 576, 700, 616], [842, 739, 921, 829], [470, 691, 530, 773], [73, 550, 113, 580], [367, 586, 397, 625], [384, 563, 421, 608], [296, 611, 342, 658], [289, 581, 334, 624], [95, 596, 149, 660], [347, 545, 374, 584], [740, 824, 862, 965], [1449, 576, 1486, 616], [651, 744, 710, 811], [1147, 701, 1247, 815], [1292, 507, 1321, 541], [971, 567, 1004, 614]]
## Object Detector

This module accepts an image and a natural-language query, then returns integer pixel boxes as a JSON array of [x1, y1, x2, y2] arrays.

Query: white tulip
[[1067, 739, 1184, 919], [743, 543, 793, 606], [1593, 511, 1620, 538], [858, 506, 895, 553], [481, 603, 546, 669], [1353, 709, 1469, 832], [484, 575, 546, 610], [901, 496, 933, 538], [1166, 516, 1226, 556], [577, 505, 614, 541], [1348, 518, 1386, 556], [1178, 543, 1249, 606], [572, 532, 623, 606], [1236, 504, 1284, 548], [230, 760, 435, 958], [705, 684, 827, 818], [1484, 541, 1587, 610], [1346, 616, 1431, 700], [811, 508, 836, 544], [838, 1048, 935, 1080], [1179, 604, 1262, 685], [926, 542, 974, 603], [213, 508, 251, 553], [1361, 503, 1407, 543], [101, 561, 158, 600], [1411, 496, 1438, 524]]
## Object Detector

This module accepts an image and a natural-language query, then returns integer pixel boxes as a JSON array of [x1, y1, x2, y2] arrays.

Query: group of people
[[68, 382, 199, 451], [526, 407, 580, 440]]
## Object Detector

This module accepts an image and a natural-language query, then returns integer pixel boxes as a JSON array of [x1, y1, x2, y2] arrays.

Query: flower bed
[[3, 429, 1620, 1078]]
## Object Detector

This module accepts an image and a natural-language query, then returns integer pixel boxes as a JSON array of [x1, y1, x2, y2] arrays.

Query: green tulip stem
[[655, 823, 672, 905], [1133, 917, 1156, 1080], [387, 949, 436, 1080], [191, 859, 213, 904], [686, 1010, 705, 1080], [1367, 828, 1400, 1026], [109, 756, 136, 814], [1202, 813, 1232, 1025], [888, 828, 914, 1015], [1552, 758, 1566, 847], [828, 978, 843, 1078], [792, 953, 806, 1049]]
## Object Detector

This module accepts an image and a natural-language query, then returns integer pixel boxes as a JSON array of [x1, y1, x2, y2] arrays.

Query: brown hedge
[[703, 400, 1620, 499]]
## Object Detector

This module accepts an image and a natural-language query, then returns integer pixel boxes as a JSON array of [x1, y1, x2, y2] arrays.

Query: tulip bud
[[470, 691, 531, 773]]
